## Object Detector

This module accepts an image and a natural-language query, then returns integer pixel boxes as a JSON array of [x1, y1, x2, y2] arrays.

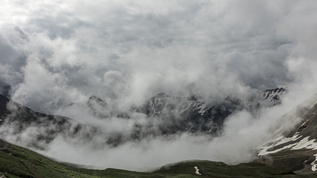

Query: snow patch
[[291, 137, 317, 150], [259, 135, 317, 156], [259, 143, 297, 156], [258, 133, 301, 156], [311, 154, 317, 171], [198, 104, 207, 115], [194, 166, 201, 175], [309, 101, 317, 109], [300, 119, 309, 127]]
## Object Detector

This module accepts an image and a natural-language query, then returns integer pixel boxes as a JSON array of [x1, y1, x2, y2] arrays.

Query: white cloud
[[1, 0, 317, 171]]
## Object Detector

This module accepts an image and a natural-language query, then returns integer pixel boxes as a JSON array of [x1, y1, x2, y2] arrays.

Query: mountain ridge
[[0, 87, 286, 149]]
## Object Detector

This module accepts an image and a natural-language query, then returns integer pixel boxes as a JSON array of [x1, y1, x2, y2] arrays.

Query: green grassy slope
[[0, 138, 316, 178], [0, 139, 153, 178], [154, 160, 300, 178]]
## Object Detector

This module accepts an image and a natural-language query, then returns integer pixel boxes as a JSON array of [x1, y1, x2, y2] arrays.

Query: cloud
[[0, 1, 295, 104], [1, 0, 317, 171], [33, 98, 305, 171]]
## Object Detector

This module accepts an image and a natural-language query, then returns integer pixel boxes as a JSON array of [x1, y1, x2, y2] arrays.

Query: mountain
[[0, 87, 286, 149], [133, 92, 243, 136], [76, 88, 287, 142], [258, 88, 285, 108], [258, 94, 317, 174], [87, 95, 130, 119], [0, 94, 105, 149], [0, 81, 10, 97], [132, 88, 286, 136]]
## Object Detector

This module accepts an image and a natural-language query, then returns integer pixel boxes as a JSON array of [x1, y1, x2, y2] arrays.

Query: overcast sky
[[1, 0, 317, 171], [1, 0, 317, 112]]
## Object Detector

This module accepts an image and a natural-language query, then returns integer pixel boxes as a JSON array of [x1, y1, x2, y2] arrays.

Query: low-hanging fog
[[1, 0, 317, 171]]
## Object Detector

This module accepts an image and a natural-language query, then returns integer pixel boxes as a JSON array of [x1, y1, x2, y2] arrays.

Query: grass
[[1, 139, 317, 177], [154, 160, 298, 178], [0, 139, 162, 178]]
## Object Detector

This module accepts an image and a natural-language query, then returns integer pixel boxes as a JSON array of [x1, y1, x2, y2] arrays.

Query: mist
[[1, 0, 317, 171]]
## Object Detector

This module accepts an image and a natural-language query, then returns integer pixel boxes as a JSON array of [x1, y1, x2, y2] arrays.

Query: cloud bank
[[1, 0, 317, 171]]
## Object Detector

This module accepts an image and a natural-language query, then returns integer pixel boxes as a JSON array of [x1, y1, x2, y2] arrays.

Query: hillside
[[257, 94, 317, 175], [0, 138, 307, 178]]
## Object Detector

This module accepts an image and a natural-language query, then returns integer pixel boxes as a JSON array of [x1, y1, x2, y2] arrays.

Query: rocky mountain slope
[[0, 94, 105, 149], [0, 87, 286, 149], [132, 88, 286, 136], [257, 94, 317, 175]]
